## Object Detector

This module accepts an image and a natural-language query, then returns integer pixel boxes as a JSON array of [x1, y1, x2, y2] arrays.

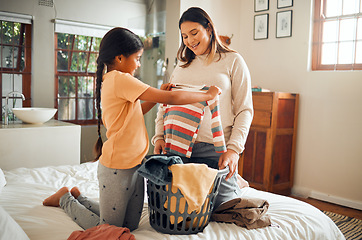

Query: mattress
[[0, 162, 345, 240]]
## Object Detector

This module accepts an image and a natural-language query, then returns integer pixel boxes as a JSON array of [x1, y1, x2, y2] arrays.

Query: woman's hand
[[206, 86, 222, 100], [218, 149, 240, 180], [154, 139, 166, 154]]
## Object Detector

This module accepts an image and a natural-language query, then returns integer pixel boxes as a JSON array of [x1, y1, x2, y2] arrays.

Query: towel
[[67, 224, 135, 240], [168, 163, 218, 213], [211, 197, 271, 229]]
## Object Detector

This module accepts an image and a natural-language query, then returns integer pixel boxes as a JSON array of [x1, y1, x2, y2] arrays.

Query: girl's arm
[[141, 101, 157, 115], [141, 83, 173, 115], [139, 85, 220, 105]]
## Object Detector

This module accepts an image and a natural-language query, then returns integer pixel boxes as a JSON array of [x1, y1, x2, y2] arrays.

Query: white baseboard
[[292, 186, 362, 211]]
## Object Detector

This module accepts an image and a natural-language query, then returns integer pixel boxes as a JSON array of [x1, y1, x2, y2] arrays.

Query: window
[[54, 20, 111, 125], [55, 33, 101, 124], [1, 13, 32, 123], [312, 0, 362, 70]]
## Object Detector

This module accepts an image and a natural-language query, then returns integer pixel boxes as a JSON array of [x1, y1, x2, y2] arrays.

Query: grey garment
[[181, 142, 242, 209], [137, 154, 183, 185], [60, 163, 144, 231], [60, 193, 99, 230], [98, 163, 144, 231]]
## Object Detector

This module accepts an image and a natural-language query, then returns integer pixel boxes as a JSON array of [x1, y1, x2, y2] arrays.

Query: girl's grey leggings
[[59, 163, 144, 230]]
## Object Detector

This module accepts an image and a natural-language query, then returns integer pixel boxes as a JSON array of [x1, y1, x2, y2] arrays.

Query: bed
[[0, 161, 345, 240]]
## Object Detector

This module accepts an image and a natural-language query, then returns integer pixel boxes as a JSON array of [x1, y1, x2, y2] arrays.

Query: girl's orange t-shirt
[[99, 70, 150, 169]]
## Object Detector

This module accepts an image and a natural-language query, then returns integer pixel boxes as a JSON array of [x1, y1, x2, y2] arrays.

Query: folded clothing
[[211, 197, 271, 229], [137, 154, 183, 185], [67, 223, 135, 240]]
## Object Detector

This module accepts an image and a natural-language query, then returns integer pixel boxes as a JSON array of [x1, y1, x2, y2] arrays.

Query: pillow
[[0, 168, 6, 193], [0, 205, 30, 240]]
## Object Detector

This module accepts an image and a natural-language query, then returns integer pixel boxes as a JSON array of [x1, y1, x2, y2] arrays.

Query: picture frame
[[276, 10, 292, 38], [254, 14, 269, 40], [254, 0, 269, 12], [277, 0, 293, 9]]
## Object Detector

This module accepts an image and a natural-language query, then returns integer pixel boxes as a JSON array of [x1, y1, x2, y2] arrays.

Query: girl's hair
[[177, 7, 235, 68], [93, 27, 144, 160]]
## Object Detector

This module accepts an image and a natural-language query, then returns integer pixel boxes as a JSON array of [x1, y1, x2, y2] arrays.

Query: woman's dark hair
[[177, 7, 234, 68], [93, 27, 144, 160]]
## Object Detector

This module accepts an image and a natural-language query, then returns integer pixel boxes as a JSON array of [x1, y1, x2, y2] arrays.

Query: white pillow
[[0, 205, 30, 240], [0, 168, 6, 193]]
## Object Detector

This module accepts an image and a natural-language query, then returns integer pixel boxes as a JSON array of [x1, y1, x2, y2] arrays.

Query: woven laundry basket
[[146, 166, 228, 235]]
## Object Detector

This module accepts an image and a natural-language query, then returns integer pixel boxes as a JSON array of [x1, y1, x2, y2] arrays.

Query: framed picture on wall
[[276, 10, 292, 38], [254, 0, 269, 12], [254, 14, 269, 40], [277, 0, 293, 9]]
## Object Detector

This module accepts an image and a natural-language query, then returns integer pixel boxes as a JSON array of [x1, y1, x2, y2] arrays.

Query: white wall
[[165, 0, 181, 73], [237, 0, 362, 209]]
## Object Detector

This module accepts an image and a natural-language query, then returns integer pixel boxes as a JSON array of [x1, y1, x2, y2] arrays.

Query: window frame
[[1, 21, 32, 123], [54, 33, 100, 125], [312, 0, 362, 71]]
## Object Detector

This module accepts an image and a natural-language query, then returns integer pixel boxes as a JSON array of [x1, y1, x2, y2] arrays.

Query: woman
[[152, 7, 253, 209]]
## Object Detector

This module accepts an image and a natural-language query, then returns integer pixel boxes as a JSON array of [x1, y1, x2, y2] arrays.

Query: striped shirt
[[163, 85, 227, 157]]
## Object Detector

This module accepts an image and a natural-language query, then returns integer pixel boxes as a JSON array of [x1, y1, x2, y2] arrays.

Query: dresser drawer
[[252, 92, 273, 111]]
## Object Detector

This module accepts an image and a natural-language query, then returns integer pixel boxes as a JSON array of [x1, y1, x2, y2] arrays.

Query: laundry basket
[[146, 166, 228, 235]]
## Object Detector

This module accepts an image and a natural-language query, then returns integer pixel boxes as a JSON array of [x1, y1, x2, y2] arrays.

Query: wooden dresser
[[239, 91, 299, 195]]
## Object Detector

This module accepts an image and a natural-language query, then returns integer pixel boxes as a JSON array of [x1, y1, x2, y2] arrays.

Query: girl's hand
[[154, 139, 166, 154], [160, 83, 173, 91], [206, 86, 221, 99]]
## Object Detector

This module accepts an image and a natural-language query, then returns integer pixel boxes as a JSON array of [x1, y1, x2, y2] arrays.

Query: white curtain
[[0, 11, 32, 24], [54, 19, 114, 38]]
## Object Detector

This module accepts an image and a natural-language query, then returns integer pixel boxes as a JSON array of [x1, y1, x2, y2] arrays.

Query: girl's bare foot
[[237, 174, 249, 189], [43, 187, 69, 207], [70, 187, 81, 199]]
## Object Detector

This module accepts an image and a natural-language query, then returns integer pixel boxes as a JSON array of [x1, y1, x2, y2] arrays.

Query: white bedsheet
[[0, 162, 345, 240]]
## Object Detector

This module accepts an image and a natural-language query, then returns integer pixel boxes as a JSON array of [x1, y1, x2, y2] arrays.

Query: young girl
[[43, 27, 220, 231]]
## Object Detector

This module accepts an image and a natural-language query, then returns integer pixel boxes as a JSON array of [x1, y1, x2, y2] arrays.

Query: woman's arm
[[219, 54, 253, 180], [152, 104, 166, 153]]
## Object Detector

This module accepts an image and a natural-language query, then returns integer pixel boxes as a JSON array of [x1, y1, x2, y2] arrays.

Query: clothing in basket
[[137, 155, 183, 185], [166, 163, 218, 218]]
